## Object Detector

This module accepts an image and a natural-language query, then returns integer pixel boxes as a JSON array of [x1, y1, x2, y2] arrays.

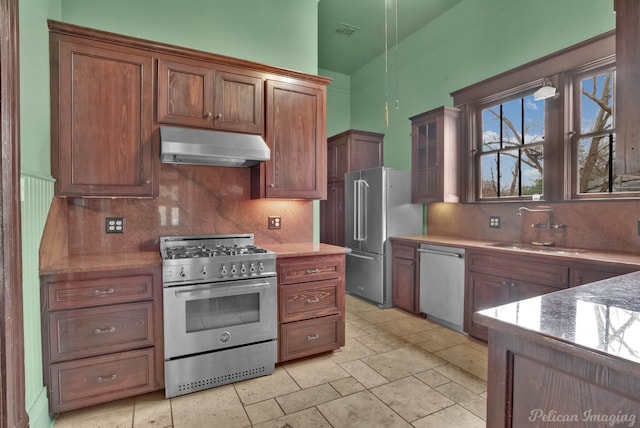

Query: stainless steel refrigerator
[[344, 167, 423, 308]]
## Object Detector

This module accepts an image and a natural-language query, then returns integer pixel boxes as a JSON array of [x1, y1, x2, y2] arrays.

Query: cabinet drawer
[[278, 255, 344, 285], [47, 275, 154, 310], [468, 252, 569, 288], [280, 279, 341, 323], [49, 348, 155, 414], [279, 314, 342, 362], [48, 302, 154, 362], [392, 242, 417, 260]]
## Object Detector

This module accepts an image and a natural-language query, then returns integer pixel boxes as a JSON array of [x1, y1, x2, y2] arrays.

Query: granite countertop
[[40, 251, 162, 275], [474, 271, 640, 365], [262, 242, 349, 258], [392, 234, 640, 267], [40, 242, 348, 275]]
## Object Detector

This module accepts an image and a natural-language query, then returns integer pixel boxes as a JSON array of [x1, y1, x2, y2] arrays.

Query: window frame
[[452, 31, 618, 203], [474, 87, 547, 201], [567, 60, 635, 200]]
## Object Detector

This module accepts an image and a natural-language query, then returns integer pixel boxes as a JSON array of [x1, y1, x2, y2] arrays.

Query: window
[[573, 67, 640, 195], [452, 31, 640, 203], [479, 94, 545, 199]]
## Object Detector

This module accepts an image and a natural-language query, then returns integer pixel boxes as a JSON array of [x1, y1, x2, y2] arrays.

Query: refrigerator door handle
[[348, 252, 376, 261], [353, 179, 359, 241], [353, 179, 368, 242], [361, 180, 368, 242]]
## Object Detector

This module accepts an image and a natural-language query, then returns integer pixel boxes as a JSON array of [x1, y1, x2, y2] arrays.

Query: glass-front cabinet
[[410, 106, 460, 203]]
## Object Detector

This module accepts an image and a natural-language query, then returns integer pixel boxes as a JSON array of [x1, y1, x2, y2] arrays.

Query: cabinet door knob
[[204, 111, 212, 118], [215, 113, 223, 119]]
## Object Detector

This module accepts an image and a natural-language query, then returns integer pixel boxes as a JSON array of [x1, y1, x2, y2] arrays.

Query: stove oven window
[[185, 294, 260, 333]]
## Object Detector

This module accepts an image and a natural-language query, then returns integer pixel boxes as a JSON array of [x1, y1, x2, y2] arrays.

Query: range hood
[[160, 126, 270, 167]]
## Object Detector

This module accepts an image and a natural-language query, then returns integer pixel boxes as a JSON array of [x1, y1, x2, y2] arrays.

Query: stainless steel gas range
[[160, 234, 277, 398]]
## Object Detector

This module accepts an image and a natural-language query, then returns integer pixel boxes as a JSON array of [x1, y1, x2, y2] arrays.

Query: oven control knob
[[179, 268, 187, 278], [219, 331, 231, 343], [230, 264, 238, 275], [249, 263, 257, 274], [201, 267, 208, 276], [240, 264, 247, 275], [220, 266, 228, 276], [258, 262, 265, 272]]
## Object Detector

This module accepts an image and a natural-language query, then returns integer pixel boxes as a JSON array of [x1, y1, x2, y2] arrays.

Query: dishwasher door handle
[[418, 248, 463, 258]]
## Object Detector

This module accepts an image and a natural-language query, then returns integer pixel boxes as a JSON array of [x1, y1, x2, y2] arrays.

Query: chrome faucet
[[516, 206, 552, 216], [516, 206, 565, 230]]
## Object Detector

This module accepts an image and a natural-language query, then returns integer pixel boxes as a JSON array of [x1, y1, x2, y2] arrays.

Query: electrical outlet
[[489, 216, 501, 228], [268, 216, 281, 229], [106, 217, 125, 233]]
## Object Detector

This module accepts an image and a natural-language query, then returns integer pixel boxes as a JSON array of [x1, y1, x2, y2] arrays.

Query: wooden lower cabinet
[[465, 250, 639, 341], [279, 314, 342, 361], [277, 254, 345, 362], [486, 328, 640, 427], [41, 266, 162, 415], [465, 250, 570, 341], [391, 241, 420, 314], [49, 348, 155, 413]]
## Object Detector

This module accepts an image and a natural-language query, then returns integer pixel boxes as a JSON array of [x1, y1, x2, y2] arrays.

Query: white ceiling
[[318, 0, 463, 75]]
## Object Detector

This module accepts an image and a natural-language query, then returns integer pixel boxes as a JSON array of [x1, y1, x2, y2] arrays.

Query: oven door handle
[[173, 281, 272, 299]]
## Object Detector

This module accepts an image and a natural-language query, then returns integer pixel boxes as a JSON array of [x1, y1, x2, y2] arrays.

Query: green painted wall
[[348, 0, 616, 170], [320, 68, 351, 138], [61, 0, 318, 74], [20, 0, 61, 176]]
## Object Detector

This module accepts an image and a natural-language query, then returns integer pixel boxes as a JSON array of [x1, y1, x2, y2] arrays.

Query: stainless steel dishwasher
[[418, 244, 465, 333]]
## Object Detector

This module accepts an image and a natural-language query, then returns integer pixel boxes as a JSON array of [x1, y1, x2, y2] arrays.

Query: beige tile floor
[[53, 295, 488, 428]]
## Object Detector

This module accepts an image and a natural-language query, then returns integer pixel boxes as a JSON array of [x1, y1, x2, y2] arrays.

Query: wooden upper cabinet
[[157, 59, 214, 128], [50, 38, 156, 197], [321, 130, 383, 245], [410, 106, 460, 203], [252, 79, 327, 199], [614, 0, 640, 175], [326, 130, 383, 182], [157, 59, 263, 134]]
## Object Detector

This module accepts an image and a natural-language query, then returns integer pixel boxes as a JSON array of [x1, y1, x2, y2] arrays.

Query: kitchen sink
[[488, 242, 587, 255]]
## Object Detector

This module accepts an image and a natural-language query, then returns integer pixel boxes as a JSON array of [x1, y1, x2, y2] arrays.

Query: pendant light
[[384, 0, 399, 126]]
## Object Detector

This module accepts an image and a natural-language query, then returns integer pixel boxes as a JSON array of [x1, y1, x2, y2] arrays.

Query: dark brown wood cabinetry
[[465, 250, 570, 341], [410, 106, 460, 203], [252, 79, 329, 199], [465, 249, 638, 341], [391, 240, 420, 314], [50, 20, 330, 200], [277, 254, 345, 362], [157, 59, 263, 134], [41, 266, 163, 415], [614, 0, 640, 175], [49, 31, 157, 197], [320, 130, 383, 245]]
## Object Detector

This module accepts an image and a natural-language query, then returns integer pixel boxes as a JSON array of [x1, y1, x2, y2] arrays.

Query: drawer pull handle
[[94, 326, 116, 335], [97, 374, 117, 383], [93, 288, 114, 296], [306, 297, 320, 303], [305, 268, 319, 274], [306, 333, 319, 341]]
